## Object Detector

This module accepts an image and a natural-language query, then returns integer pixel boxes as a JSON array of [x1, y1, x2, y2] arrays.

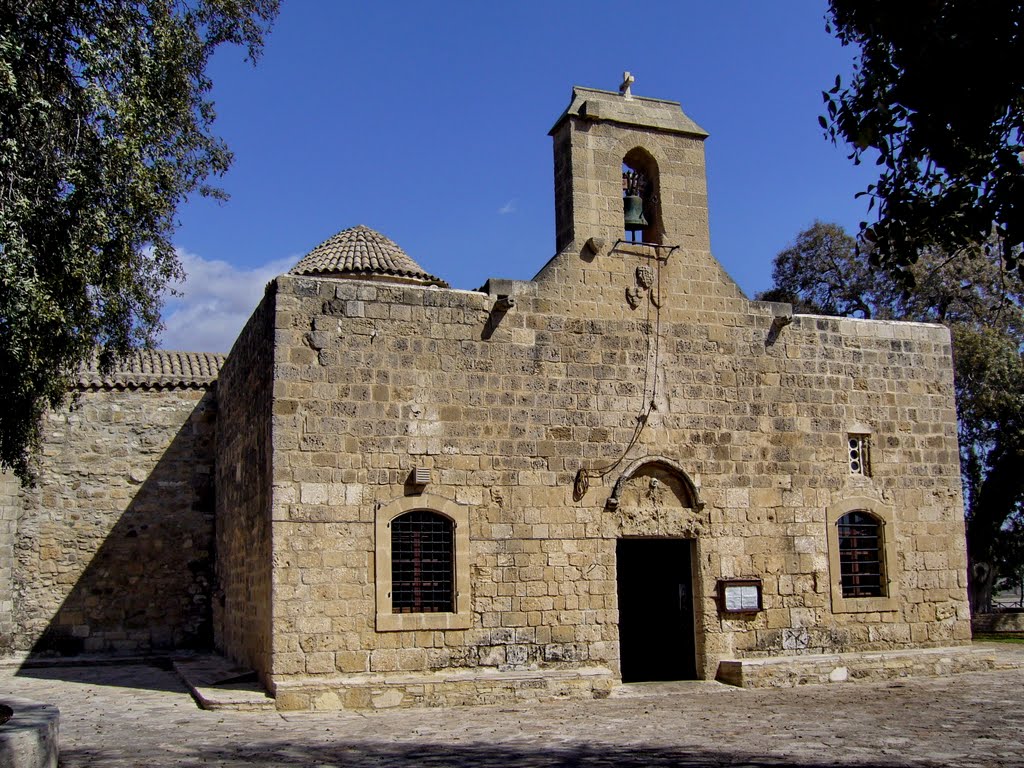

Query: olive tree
[[0, 0, 278, 481]]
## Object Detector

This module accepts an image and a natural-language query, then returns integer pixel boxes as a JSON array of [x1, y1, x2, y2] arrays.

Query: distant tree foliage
[[996, 517, 1024, 608], [823, 1, 1024, 279], [0, 0, 278, 482], [758, 222, 1024, 612], [756, 222, 882, 319]]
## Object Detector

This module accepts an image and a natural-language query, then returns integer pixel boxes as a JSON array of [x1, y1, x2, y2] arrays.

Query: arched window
[[837, 511, 885, 598], [391, 511, 453, 613], [826, 497, 897, 613], [375, 494, 471, 631]]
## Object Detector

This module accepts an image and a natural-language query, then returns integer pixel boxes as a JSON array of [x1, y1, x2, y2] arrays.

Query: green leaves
[[0, 0, 278, 482], [754, 221, 882, 319], [826, 0, 1024, 277]]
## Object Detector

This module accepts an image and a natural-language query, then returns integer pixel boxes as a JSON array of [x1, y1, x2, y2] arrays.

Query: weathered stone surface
[[8, 386, 215, 655], [0, 471, 19, 654], [0, 83, 973, 712], [271, 666, 615, 711], [716, 646, 995, 688], [231, 85, 970, 704], [0, 696, 59, 768], [6, 659, 1024, 767], [214, 289, 277, 683]]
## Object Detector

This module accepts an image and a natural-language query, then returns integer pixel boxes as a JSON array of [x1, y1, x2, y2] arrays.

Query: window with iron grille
[[838, 511, 885, 598], [391, 511, 454, 613]]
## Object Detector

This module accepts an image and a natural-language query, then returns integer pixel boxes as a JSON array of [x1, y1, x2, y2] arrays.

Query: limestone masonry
[[0, 84, 972, 709]]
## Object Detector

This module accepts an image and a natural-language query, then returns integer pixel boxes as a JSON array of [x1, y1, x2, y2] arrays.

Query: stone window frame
[[375, 493, 471, 631], [847, 433, 871, 476], [826, 496, 898, 614], [846, 422, 873, 478]]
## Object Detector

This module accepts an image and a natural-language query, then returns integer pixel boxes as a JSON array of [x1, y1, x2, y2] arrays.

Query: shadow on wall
[[14, 389, 217, 666]]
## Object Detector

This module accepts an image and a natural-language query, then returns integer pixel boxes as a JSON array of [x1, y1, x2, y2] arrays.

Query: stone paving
[[2, 655, 1024, 767]]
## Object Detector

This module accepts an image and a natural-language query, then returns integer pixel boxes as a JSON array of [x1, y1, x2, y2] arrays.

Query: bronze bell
[[623, 194, 648, 232]]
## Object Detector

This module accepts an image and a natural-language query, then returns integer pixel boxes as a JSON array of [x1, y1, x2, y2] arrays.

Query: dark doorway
[[616, 538, 697, 682]]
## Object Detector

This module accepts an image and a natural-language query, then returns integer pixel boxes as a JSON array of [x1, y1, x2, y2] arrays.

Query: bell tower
[[549, 76, 711, 255]]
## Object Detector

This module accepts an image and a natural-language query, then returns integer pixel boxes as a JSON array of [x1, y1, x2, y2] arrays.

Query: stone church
[[0, 83, 978, 709]]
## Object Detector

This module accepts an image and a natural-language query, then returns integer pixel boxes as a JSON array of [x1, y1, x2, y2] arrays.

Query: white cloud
[[498, 200, 516, 215], [159, 249, 295, 353]]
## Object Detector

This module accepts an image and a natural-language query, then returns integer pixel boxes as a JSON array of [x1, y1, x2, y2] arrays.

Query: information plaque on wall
[[718, 579, 763, 614]]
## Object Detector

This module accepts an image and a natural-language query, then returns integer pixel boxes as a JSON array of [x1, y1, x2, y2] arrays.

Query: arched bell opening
[[622, 147, 663, 245]]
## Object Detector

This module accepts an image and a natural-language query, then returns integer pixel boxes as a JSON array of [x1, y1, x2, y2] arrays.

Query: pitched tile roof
[[78, 350, 224, 390], [289, 224, 448, 286]]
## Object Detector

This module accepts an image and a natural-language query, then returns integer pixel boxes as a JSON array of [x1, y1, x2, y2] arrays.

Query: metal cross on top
[[620, 71, 635, 98]]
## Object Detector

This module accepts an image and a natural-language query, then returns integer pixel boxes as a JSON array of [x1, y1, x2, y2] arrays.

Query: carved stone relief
[[625, 264, 661, 309], [609, 461, 708, 538]]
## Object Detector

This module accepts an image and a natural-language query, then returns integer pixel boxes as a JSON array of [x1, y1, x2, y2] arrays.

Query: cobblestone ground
[[2, 662, 1023, 767]]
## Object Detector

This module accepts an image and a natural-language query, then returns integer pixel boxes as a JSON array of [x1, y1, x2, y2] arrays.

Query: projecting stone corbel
[[494, 295, 515, 312], [584, 236, 606, 258], [766, 312, 793, 346]]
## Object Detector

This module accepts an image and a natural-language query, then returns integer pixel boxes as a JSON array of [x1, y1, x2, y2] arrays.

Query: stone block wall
[[10, 385, 216, 654], [260, 250, 969, 698], [718, 313, 969, 658], [549, 87, 713, 260], [0, 86, 973, 707], [0, 470, 18, 653], [214, 287, 277, 680]]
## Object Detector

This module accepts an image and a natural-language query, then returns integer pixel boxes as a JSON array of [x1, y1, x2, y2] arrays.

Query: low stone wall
[[716, 646, 995, 688], [0, 697, 59, 768], [0, 471, 18, 654], [3, 351, 223, 658], [972, 612, 1024, 634], [11, 386, 217, 655], [271, 666, 616, 711]]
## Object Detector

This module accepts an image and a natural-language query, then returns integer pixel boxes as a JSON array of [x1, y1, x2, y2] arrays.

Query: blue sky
[[162, 1, 876, 351]]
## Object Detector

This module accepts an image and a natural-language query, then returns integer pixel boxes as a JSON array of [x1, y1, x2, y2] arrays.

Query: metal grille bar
[[391, 511, 454, 613], [838, 511, 884, 598]]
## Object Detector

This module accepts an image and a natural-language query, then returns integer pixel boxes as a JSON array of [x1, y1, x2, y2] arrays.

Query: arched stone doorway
[[609, 457, 706, 682]]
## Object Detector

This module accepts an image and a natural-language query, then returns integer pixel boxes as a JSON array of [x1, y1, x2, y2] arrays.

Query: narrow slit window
[[848, 434, 871, 476], [391, 511, 454, 613], [837, 511, 885, 598]]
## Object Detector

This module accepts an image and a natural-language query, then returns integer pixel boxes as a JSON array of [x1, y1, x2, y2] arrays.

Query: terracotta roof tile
[[289, 225, 448, 286], [78, 350, 224, 390]]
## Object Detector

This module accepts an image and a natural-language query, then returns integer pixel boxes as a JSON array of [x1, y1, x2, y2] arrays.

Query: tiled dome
[[289, 225, 448, 287]]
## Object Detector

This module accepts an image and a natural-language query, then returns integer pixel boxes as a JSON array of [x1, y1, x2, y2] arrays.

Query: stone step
[[172, 654, 275, 712], [716, 645, 998, 688]]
